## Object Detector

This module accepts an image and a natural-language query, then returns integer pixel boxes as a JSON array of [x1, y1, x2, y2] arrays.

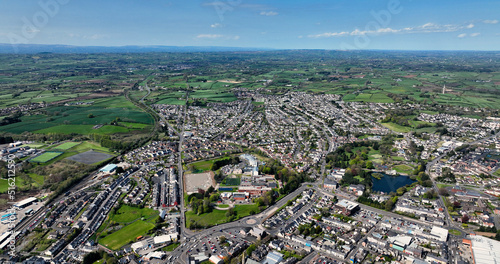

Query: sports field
[[30, 152, 63, 163], [53, 142, 81, 150], [99, 220, 155, 250]]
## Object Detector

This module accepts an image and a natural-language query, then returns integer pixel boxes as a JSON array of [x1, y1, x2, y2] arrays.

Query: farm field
[[0, 96, 153, 135], [34, 125, 135, 135]]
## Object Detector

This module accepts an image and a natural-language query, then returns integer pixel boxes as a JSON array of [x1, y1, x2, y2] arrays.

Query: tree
[[461, 214, 469, 223], [385, 200, 394, 211], [87, 113, 94, 118], [438, 187, 449, 196], [366, 161, 374, 169], [219, 236, 226, 244]]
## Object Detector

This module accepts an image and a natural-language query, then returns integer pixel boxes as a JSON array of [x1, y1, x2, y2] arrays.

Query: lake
[[371, 173, 416, 193]]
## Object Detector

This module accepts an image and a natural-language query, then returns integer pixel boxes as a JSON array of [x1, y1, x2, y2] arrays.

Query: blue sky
[[0, 0, 499, 50]]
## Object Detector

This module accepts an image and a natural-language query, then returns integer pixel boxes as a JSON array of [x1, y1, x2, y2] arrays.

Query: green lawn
[[186, 204, 259, 228], [99, 220, 155, 250], [217, 204, 230, 208], [381, 122, 412, 133], [494, 169, 500, 177], [391, 156, 405, 161], [29, 152, 63, 163], [162, 243, 180, 251], [0, 173, 44, 193], [110, 205, 158, 223], [222, 177, 240, 186], [52, 142, 81, 150], [449, 230, 462, 236], [191, 160, 214, 171], [393, 164, 414, 175], [23, 143, 45, 149]]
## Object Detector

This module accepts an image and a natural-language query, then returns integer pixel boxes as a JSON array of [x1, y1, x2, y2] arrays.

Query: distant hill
[[0, 43, 274, 54]]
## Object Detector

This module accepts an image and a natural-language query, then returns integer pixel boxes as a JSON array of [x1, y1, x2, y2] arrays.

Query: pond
[[371, 173, 416, 193]]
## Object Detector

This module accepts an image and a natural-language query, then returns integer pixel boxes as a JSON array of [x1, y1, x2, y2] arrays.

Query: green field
[[393, 164, 414, 175], [52, 142, 81, 150], [162, 243, 180, 251], [186, 204, 259, 228], [0, 96, 154, 134], [23, 143, 45, 149], [99, 220, 155, 250], [35, 125, 138, 135], [381, 122, 412, 133], [29, 152, 63, 163], [223, 177, 241, 186], [110, 205, 158, 223], [38, 141, 114, 165]]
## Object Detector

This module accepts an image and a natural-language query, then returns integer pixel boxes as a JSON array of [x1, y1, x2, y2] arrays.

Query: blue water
[[371, 173, 416, 193]]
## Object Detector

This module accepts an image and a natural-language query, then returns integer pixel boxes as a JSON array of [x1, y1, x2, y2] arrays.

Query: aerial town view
[[0, 1, 500, 264]]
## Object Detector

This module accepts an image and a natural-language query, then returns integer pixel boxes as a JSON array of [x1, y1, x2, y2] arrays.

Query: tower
[[442, 84, 446, 94]]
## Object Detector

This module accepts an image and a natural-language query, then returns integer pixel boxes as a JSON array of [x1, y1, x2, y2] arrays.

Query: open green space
[[23, 143, 45, 149], [29, 152, 63, 163], [1, 97, 153, 134], [34, 124, 136, 135], [449, 230, 462, 236], [161, 243, 180, 251], [381, 122, 412, 133], [186, 204, 259, 228], [110, 205, 158, 223], [99, 220, 155, 251], [52, 142, 81, 150], [393, 164, 414, 175], [222, 177, 240, 186]]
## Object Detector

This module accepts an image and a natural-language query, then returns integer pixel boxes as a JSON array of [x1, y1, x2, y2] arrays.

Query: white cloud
[[457, 33, 467, 38], [260, 11, 278, 16], [309, 22, 475, 38], [196, 34, 239, 40], [484, 20, 499, 24], [211, 23, 222, 28], [196, 34, 223, 39], [470, 32, 481, 37]]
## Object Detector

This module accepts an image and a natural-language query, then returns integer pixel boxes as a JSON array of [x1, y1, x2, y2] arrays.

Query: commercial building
[[335, 199, 359, 216], [14, 197, 37, 209], [463, 234, 500, 264], [99, 164, 117, 174]]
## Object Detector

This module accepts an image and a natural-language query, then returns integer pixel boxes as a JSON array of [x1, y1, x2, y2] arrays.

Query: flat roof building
[[14, 197, 37, 209], [464, 234, 500, 264], [100, 164, 117, 173], [335, 199, 359, 216]]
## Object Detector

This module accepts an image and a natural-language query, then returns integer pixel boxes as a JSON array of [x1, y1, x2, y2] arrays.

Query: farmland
[[1, 98, 154, 135]]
